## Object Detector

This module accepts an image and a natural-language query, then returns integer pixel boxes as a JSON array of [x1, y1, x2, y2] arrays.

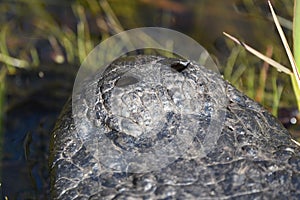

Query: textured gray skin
[[50, 55, 300, 199]]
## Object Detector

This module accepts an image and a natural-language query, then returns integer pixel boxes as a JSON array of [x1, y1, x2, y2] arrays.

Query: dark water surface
[[1, 0, 297, 199]]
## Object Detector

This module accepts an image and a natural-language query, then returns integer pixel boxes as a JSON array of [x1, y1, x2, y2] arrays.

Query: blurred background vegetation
[[0, 0, 298, 199]]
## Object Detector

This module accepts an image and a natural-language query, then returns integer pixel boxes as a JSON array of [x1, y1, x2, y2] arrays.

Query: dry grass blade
[[291, 138, 300, 147], [268, 0, 300, 89], [223, 32, 292, 75]]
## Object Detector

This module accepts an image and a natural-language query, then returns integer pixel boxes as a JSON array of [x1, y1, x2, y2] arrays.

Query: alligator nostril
[[170, 61, 190, 72], [116, 76, 140, 87]]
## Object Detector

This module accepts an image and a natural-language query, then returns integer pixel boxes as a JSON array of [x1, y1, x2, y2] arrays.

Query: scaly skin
[[50, 55, 300, 199]]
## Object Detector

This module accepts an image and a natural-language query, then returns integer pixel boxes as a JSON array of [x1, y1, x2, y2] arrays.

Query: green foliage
[[292, 0, 300, 110], [294, 0, 300, 67]]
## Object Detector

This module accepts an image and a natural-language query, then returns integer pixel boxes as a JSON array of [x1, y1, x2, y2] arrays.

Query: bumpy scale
[[50, 55, 300, 199]]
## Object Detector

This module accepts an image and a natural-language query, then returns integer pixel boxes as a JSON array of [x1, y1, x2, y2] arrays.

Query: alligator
[[50, 55, 300, 199]]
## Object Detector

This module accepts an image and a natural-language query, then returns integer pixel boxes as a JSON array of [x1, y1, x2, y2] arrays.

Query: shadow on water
[[0, 0, 298, 198]]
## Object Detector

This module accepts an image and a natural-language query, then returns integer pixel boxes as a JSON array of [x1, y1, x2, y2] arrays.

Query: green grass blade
[[268, 1, 300, 89], [271, 74, 283, 116], [294, 0, 300, 68], [293, 0, 300, 110], [224, 46, 241, 80], [291, 74, 300, 109]]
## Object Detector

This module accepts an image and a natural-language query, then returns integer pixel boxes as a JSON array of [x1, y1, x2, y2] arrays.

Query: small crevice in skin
[[170, 61, 190, 72]]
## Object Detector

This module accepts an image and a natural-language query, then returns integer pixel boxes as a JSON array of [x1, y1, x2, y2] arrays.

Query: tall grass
[[224, 1, 300, 116]]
